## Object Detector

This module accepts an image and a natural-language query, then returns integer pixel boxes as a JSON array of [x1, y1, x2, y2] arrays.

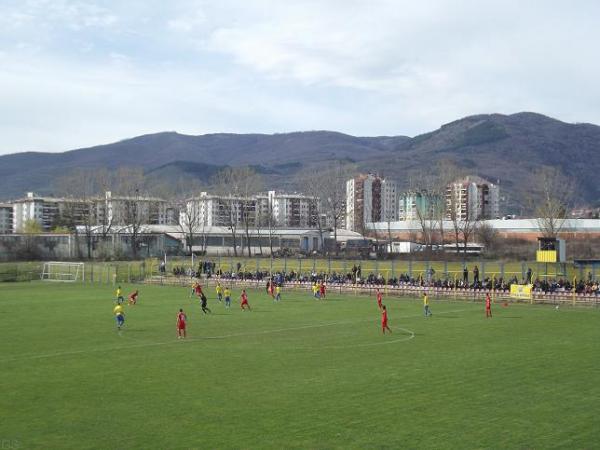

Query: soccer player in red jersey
[[195, 283, 203, 298], [319, 282, 326, 299], [485, 293, 492, 318], [240, 289, 251, 311], [176, 309, 187, 339], [376, 288, 383, 310], [128, 290, 138, 305], [381, 305, 392, 334]]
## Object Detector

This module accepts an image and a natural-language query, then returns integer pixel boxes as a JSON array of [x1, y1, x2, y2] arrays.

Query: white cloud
[[1, 0, 600, 154], [167, 9, 206, 33]]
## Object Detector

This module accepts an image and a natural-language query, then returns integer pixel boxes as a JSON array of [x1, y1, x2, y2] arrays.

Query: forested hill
[[1, 112, 598, 210]]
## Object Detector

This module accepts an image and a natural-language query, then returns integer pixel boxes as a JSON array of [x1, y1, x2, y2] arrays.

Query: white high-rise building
[[11, 191, 175, 232], [346, 174, 398, 231], [446, 176, 500, 220], [183, 191, 321, 229], [98, 192, 175, 226], [183, 192, 257, 227], [12, 192, 92, 232], [381, 179, 398, 222], [266, 191, 318, 228]]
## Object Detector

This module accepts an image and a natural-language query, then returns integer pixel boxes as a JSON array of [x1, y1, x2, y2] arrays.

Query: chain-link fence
[[0, 260, 150, 285], [1, 257, 598, 286]]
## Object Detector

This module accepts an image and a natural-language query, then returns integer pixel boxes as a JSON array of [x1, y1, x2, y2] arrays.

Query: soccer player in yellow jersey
[[116, 286, 124, 304], [224, 287, 232, 308], [190, 281, 197, 298], [216, 282, 223, 302], [312, 282, 319, 299], [275, 285, 281, 302], [423, 292, 432, 317], [113, 304, 125, 330]]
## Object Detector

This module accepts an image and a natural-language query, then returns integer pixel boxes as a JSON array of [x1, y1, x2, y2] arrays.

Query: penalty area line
[[0, 320, 363, 363], [1, 308, 469, 363], [316, 327, 416, 350]]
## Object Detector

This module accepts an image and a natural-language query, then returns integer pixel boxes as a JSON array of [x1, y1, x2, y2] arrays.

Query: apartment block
[[446, 176, 499, 220], [267, 191, 319, 228], [99, 191, 176, 226], [183, 192, 258, 228], [346, 174, 398, 231], [0, 204, 13, 234], [398, 191, 444, 220], [12, 192, 94, 232]]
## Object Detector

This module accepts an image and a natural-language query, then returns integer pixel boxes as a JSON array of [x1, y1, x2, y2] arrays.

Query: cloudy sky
[[1, 0, 599, 155]]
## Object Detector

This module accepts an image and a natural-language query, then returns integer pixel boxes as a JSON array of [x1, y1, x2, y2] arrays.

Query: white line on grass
[[1, 308, 471, 363], [317, 327, 415, 349]]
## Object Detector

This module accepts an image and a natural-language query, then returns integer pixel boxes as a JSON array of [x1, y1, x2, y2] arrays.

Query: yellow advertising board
[[536, 250, 557, 263], [510, 284, 533, 300]]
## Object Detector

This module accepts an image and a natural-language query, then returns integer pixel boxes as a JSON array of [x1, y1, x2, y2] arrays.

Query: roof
[[452, 175, 496, 186], [77, 225, 364, 242], [76, 224, 363, 241], [12, 195, 90, 203], [367, 219, 600, 233], [328, 228, 365, 242], [12, 193, 166, 203], [106, 196, 167, 202]]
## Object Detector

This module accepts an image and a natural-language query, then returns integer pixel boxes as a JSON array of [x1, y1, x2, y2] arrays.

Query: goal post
[[41, 262, 85, 282]]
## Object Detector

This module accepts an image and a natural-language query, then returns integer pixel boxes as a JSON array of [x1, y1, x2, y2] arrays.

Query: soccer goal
[[41, 262, 85, 282]]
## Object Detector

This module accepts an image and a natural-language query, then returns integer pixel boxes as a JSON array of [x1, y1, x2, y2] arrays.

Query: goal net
[[41, 262, 85, 282]]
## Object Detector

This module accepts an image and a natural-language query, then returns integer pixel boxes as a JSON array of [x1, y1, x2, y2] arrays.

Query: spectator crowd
[[167, 262, 599, 295]]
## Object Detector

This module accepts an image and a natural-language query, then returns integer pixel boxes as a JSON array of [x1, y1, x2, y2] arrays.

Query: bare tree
[[433, 160, 462, 248], [446, 184, 481, 256], [213, 167, 263, 257], [94, 169, 115, 248], [154, 178, 203, 255], [532, 167, 575, 238], [54, 168, 107, 259], [213, 174, 239, 257], [406, 180, 436, 251], [476, 221, 498, 255], [257, 195, 276, 255], [446, 179, 462, 254], [177, 194, 204, 256], [239, 168, 263, 257], [384, 211, 394, 256], [408, 166, 449, 252], [19, 219, 42, 260], [299, 171, 327, 254], [441, 164, 484, 256], [460, 215, 480, 255], [318, 162, 353, 256], [114, 168, 147, 259]]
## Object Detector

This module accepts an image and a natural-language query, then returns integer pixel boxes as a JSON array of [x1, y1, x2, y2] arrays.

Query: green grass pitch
[[0, 282, 598, 449]]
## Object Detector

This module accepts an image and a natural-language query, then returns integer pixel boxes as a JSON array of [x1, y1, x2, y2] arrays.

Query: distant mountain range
[[1, 112, 598, 213]]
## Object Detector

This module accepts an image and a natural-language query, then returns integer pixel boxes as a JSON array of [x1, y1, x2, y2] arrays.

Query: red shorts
[[177, 323, 186, 330], [382, 321, 388, 327], [241, 300, 248, 306]]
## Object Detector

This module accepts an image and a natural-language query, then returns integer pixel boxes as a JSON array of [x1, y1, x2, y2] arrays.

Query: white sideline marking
[[1, 309, 470, 363]]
